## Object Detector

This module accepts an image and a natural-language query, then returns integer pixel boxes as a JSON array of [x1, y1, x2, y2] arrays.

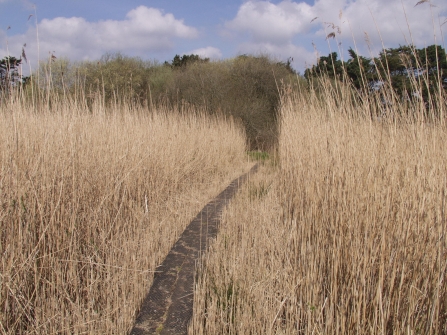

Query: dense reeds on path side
[[190, 82, 447, 334], [0, 97, 249, 334]]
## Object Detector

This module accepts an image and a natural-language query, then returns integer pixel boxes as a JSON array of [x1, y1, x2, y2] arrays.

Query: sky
[[1, 0, 446, 74]]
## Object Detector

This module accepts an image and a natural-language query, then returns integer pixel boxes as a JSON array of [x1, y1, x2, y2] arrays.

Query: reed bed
[[190, 84, 447, 334], [0, 98, 249, 334]]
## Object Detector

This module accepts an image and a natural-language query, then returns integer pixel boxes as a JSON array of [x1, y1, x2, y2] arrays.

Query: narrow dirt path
[[130, 164, 258, 335]]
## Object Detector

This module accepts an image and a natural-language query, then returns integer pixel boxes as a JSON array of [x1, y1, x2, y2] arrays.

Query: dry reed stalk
[[0, 98, 250, 334], [190, 85, 447, 334]]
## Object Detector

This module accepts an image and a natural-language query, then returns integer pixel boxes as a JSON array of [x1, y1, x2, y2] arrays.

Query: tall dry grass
[[190, 81, 447, 334], [0, 97, 249, 334]]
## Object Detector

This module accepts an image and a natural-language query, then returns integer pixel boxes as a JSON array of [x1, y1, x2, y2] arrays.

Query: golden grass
[[190, 85, 447, 334], [0, 98, 250, 334]]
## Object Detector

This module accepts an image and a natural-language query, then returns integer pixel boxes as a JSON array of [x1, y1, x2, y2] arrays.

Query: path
[[130, 164, 258, 335]]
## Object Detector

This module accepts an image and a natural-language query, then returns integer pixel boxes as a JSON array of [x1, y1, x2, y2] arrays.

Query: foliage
[[304, 52, 343, 80], [0, 56, 29, 95], [32, 52, 302, 149], [37, 57, 78, 92], [168, 54, 210, 68], [375, 44, 447, 100], [345, 48, 375, 90], [276, 57, 297, 75], [79, 53, 154, 104], [305, 44, 447, 103], [165, 54, 301, 149]]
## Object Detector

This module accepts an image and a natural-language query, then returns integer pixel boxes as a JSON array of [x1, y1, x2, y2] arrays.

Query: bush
[[166, 55, 301, 149], [34, 53, 304, 150]]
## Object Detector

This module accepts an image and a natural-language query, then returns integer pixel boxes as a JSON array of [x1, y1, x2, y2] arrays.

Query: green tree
[[345, 48, 374, 90], [169, 54, 209, 69], [416, 44, 447, 100], [373, 44, 447, 102], [304, 52, 343, 80], [276, 57, 297, 75], [305, 44, 447, 103], [78, 53, 155, 104], [0, 56, 28, 94], [374, 45, 416, 97], [164, 54, 300, 149]]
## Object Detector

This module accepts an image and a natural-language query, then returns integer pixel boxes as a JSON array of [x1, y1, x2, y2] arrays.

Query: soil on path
[[130, 164, 258, 335]]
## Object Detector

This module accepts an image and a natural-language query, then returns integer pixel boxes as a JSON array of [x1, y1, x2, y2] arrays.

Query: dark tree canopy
[[304, 52, 343, 79], [304, 44, 447, 102], [345, 48, 375, 90], [0, 56, 28, 93], [167, 54, 210, 69]]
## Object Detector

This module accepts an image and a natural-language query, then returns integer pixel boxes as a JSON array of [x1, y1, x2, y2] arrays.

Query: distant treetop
[[167, 54, 210, 69]]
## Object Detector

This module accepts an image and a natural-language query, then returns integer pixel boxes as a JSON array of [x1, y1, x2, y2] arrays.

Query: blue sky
[[1, 0, 446, 73]]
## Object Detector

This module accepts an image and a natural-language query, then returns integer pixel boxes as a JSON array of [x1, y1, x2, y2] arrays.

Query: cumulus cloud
[[186, 46, 222, 59], [224, 1, 317, 69], [226, 1, 314, 45], [313, 0, 447, 55], [225, 0, 447, 69], [0, 6, 198, 67], [237, 41, 316, 70]]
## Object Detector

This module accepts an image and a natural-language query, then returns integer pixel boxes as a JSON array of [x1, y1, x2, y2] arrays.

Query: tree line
[[2, 43, 446, 147], [0, 52, 298, 150], [304, 44, 447, 103], [0, 56, 29, 94]]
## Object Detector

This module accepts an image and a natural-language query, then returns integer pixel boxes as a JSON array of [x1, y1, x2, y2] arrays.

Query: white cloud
[[0, 6, 198, 68], [312, 0, 447, 56], [224, 0, 318, 69], [236, 41, 316, 71], [226, 1, 315, 45], [186, 46, 222, 59], [225, 0, 447, 69]]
